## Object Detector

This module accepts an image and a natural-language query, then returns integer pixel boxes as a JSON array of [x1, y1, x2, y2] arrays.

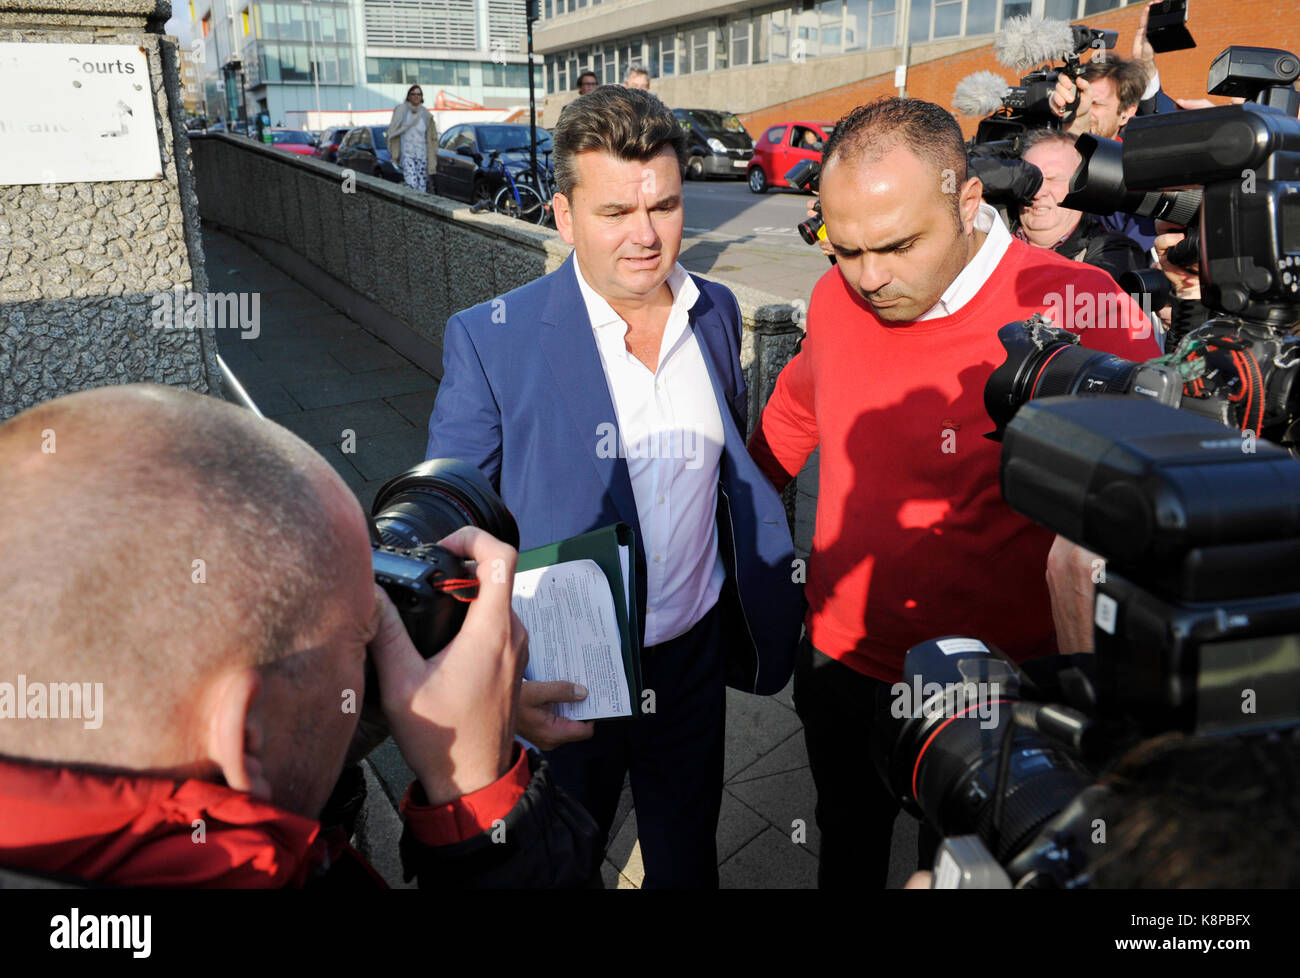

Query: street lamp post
[[526, 0, 539, 196]]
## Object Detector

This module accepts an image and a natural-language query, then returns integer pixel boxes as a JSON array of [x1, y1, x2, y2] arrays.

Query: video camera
[[876, 396, 1300, 888], [986, 47, 1300, 450], [953, 16, 1117, 150]]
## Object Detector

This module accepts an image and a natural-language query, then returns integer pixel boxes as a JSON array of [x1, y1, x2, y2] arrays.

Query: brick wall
[[739, 1, 1300, 139]]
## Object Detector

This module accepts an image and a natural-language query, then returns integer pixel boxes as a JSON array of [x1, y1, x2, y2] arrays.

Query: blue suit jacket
[[426, 253, 804, 695]]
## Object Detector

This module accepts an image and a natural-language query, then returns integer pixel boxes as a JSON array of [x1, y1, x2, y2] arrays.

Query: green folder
[[516, 523, 642, 712]]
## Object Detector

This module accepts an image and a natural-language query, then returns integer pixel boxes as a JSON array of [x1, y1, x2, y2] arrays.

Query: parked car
[[747, 120, 834, 194], [268, 128, 317, 156], [335, 126, 402, 182], [673, 108, 753, 180], [434, 123, 554, 204], [313, 126, 351, 164]]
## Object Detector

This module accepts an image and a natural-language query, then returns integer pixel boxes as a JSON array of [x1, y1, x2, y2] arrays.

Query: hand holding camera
[[1049, 73, 1092, 133], [369, 526, 528, 805]]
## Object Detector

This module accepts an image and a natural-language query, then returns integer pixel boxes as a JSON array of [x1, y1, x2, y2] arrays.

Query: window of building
[[871, 0, 896, 46], [483, 63, 543, 88], [933, 0, 961, 37], [1002, 0, 1031, 19], [603, 45, 616, 83], [794, 5, 821, 59], [659, 33, 675, 76], [770, 8, 791, 61], [618, 42, 641, 78], [909, 0, 930, 43], [730, 17, 750, 66], [1083, 0, 1122, 12], [819, 0, 843, 52], [752, 11, 770, 62], [714, 24, 728, 70], [690, 27, 709, 73], [966, 0, 996, 34], [364, 57, 471, 86]]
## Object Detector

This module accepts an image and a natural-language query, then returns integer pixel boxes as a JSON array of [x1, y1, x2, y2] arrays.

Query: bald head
[[0, 384, 372, 774]]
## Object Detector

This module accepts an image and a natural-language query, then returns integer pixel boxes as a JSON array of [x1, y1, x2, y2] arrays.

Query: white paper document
[[513, 558, 631, 720]]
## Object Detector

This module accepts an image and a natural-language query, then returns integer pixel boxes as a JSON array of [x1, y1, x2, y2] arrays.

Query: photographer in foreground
[[0, 384, 600, 888]]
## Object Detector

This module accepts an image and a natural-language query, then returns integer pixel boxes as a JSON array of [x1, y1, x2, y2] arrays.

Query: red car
[[269, 129, 318, 156], [747, 121, 835, 194]]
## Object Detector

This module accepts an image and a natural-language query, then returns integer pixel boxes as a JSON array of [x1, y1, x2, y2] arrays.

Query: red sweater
[[749, 238, 1161, 682]]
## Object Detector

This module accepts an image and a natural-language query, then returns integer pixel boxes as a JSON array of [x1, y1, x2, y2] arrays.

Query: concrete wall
[[0, 0, 219, 420], [188, 133, 804, 430]]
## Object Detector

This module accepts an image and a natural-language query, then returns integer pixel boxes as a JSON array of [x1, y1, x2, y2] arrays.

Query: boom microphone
[[954, 71, 1014, 118], [995, 16, 1074, 72]]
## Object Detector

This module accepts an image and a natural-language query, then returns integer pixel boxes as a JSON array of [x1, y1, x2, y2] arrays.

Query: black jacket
[[397, 750, 603, 889], [1051, 213, 1150, 284]]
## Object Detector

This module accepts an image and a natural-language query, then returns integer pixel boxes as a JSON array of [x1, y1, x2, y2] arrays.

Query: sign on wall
[[0, 43, 163, 185]]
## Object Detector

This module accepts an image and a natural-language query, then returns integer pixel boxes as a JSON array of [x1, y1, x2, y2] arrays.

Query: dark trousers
[[793, 635, 937, 889], [544, 603, 725, 889]]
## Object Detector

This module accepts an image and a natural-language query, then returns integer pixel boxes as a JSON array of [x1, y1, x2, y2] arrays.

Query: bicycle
[[470, 145, 555, 226]]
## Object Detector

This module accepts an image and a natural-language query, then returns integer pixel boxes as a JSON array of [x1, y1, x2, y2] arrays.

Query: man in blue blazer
[[425, 86, 803, 887]]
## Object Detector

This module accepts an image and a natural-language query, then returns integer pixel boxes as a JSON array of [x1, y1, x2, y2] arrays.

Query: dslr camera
[[363, 458, 518, 702]]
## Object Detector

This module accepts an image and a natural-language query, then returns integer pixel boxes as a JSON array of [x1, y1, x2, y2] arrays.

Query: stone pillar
[[0, 0, 218, 419]]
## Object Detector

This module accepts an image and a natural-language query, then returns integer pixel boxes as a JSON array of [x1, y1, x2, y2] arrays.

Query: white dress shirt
[[917, 202, 1013, 320], [574, 257, 727, 646]]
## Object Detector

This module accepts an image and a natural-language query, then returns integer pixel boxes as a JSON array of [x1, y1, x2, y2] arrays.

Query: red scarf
[[0, 755, 333, 888]]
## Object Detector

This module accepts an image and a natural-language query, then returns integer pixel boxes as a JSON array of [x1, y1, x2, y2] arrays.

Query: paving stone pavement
[[205, 224, 921, 889]]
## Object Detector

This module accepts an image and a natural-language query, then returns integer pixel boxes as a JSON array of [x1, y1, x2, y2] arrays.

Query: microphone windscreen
[[995, 16, 1074, 71], [953, 71, 1013, 118]]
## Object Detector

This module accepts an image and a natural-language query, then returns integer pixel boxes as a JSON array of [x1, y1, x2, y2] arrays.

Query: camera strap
[[433, 578, 479, 602]]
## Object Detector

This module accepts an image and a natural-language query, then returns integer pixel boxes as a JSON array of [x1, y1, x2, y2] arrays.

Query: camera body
[[972, 24, 1117, 147], [880, 398, 1300, 887]]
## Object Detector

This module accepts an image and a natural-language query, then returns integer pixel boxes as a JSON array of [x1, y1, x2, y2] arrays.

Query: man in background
[[1016, 129, 1147, 283], [623, 63, 651, 90]]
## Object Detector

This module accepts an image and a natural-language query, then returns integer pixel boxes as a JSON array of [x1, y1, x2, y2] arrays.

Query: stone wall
[[188, 133, 805, 431], [0, 0, 219, 420]]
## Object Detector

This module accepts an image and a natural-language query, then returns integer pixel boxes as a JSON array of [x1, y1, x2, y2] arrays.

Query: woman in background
[[387, 85, 438, 192]]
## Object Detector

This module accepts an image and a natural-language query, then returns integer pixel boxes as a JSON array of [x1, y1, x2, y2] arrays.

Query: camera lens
[[985, 322, 1142, 438], [371, 458, 519, 550], [876, 638, 1091, 863]]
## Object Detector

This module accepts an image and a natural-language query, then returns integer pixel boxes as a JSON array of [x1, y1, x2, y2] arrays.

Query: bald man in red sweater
[[748, 98, 1160, 889]]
